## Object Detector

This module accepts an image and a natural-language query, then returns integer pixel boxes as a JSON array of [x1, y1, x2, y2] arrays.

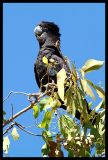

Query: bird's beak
[[34, 25, 42, 36]]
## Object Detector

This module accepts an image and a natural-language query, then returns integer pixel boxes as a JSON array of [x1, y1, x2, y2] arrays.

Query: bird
[[34, 21, 97, 125], [34, 21, 70, 92]]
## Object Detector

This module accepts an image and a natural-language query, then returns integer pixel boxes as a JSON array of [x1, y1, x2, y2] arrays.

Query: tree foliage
[[3, 58, 105, 157]]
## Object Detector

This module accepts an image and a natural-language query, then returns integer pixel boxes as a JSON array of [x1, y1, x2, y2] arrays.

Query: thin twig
[[3, 122, 15, 135], [3, 103, 34, 127], [3, 121, 42, 137], [15, 122, 42, 137], [24, 124, 36, 129], [3, 91, 29, 103], [3, 91, 13, 103], [3, 92, 46, 128]]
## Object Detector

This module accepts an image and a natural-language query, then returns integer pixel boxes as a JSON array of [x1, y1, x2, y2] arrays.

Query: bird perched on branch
[[34, 21, 97, 124], [34, 21, 70, 91]]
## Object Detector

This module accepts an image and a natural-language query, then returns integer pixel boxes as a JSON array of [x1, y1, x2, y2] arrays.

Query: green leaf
[[80, 69, 85, 79], [76, 88, 84, 110], [65, 86, 72, 106], [88, 101, 92, 109], [81, 59, 104, 73], [85, 150, 90, 157], [39, 97, 51, 111], [45, 99, 61, 110], [42, 56, 48, 65], [3, 136, 10, 154], [58, 115, 80, 138], [90, 128, 100, 139], [98, 121, 105, 136], [38, 110, 54, 130], [80, 79, 95, 100], [57, 68, 67, 101], [79, 148, 85, 157], [33, 105, 39, 118], [40, 97, 60, 111], [86, 79, 105, 101], [72, 63, 77, 78], [40, 97, 50, 105], [11, 127, 20, 141], [95, 86, 105, 101], [68, 150, 74, 157], [67, 100, 76, 118], [65, 86, 76, 117], [42, 130, 52, 144], [94, 100, 104, 112], [67, 133, 73, 141], [99, 109, 105, 123], [95, 109, 105, 136], [41, 143, 50, 157]]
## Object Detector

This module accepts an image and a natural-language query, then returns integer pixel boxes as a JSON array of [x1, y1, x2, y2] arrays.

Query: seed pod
[[84, 138, 90, 148], [88, 139, 93, 146], [76, 141, 81, 147], [49, 58, 55, 63], [75, 137, 80, 141], [63, 142, 68, 146], [80, 136, 85, 142], [90, 135, 95, 140], [85, 139, 89, 145]]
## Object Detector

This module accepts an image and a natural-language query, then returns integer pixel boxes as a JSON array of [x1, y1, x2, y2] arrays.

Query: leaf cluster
[[3, 58, 105, 157]]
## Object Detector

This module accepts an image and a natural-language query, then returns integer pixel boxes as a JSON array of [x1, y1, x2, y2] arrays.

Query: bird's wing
[[34, 46, 71, 89], [45, 45, 71, 74]]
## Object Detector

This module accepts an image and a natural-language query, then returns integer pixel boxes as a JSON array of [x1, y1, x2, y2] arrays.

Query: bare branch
[[3, 103, 34, 127], [15, 122, 42, 137], [3, 91, 29, 103], [3, 122, 15, 135], [3, 91, 13, 103], [3, 92, 46, 127], [3, 85, 55, 129], [3, 121, 42, 137]]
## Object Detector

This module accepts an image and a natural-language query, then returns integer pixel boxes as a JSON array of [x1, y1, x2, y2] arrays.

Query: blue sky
[[3, 3, 105, 157]]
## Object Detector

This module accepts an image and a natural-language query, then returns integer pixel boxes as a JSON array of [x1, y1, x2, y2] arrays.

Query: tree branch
[[3, 91, 29, 103], [3, 92, 46, 127], [15, 122, 42, 137], [3, 122, 15, 135], [3, 121, 42, 137], [3, 102, 35, 127]]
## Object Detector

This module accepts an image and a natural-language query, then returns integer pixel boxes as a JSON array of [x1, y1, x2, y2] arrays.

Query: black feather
[[39, 21, 61, 37]]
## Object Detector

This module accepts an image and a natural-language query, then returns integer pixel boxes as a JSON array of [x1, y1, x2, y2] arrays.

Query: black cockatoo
[[34, 21, 70, 92], [34, 21, 97, 124]]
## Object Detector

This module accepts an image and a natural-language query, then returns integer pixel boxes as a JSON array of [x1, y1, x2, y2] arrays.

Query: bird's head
[[34, 21, 61, 48]]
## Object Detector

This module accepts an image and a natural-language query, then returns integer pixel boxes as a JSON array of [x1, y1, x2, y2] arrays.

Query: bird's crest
[[39, 21, 61, 37]]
